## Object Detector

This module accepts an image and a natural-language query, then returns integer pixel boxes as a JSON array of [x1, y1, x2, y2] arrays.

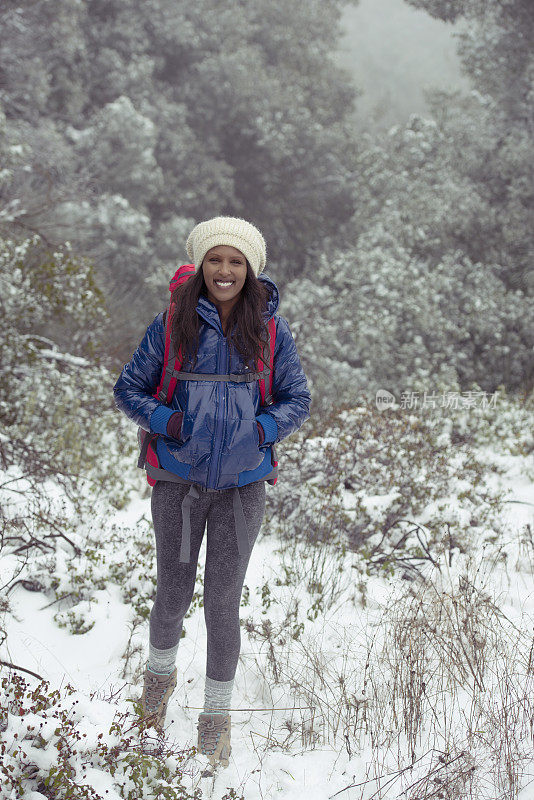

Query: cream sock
[[148, 642, 179, 675], [203, 675, 234, 715]]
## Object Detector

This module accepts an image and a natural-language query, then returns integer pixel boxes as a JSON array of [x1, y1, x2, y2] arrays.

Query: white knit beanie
[[186, 216, 267, 277]]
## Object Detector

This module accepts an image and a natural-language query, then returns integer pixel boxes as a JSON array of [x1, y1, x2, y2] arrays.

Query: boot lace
[[198, 715, 228, 754], [145, 673, 171, 713]]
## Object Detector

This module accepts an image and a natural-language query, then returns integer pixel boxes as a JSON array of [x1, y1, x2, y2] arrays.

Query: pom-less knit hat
[[186, 216, 267, 277]]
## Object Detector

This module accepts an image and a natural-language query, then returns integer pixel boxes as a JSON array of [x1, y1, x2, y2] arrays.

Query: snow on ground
[[2, 443, 534, 799]]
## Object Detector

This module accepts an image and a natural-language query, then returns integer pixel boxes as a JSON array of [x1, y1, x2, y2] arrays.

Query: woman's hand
[[166, 412, 184, 441], [256, 420, 265, 446]]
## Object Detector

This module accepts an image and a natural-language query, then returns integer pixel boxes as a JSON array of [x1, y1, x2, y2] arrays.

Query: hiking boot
[[197, 712, 232, 768], [139, 666, 177, 731]]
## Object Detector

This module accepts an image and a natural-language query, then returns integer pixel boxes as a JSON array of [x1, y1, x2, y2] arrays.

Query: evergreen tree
[[0, 0, 360, 356], [289, 0, 534, 410], [402, 0, 534, 293], [284, 224, 534, 413]]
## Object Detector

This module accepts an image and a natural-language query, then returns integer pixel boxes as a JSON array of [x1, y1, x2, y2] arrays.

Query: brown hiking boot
[[197, 712, 232, 768], [139, 666, 177, 732]]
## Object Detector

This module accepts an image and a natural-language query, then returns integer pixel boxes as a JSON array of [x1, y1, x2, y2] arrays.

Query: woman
[[113, 216, 311, 769]]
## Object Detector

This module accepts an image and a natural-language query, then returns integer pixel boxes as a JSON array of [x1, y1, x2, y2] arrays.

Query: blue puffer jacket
[[113, 273, 311, 491]]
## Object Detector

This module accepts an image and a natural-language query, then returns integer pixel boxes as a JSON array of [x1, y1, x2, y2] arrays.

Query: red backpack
[[137, 265, 278, 486]]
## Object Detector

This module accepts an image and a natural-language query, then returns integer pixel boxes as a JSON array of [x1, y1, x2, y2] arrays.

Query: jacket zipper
[[215, 339, 228, 485], [207, 335, 227, 488]]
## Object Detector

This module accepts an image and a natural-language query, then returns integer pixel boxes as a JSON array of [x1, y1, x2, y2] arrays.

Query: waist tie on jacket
[[179, 482, 249, 564]]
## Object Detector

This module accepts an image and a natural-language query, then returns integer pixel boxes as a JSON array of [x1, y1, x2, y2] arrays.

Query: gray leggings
[[149, 479, 266, 682]]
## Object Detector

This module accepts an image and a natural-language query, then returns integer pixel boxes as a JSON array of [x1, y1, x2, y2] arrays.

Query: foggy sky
[[337, 0, 471, 131]]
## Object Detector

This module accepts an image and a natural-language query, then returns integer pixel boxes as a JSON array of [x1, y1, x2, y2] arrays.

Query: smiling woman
[[202, 245, 248, 333], [112, 215, 311, 770], [169, 226, 272, 371]]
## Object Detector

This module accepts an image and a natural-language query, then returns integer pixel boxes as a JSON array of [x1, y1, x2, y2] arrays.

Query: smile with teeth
[[214, 280, 234, 287]]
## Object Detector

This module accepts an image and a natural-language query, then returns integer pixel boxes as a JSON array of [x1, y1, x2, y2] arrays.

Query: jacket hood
[[259, 272, 279, 319]]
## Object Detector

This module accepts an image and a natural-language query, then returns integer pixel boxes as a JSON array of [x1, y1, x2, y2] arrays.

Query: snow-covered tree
[[0, 105, 135, 557], [401, 0, 534, 294], [284, 221, 534, 413], [0, 0, 361, 351]]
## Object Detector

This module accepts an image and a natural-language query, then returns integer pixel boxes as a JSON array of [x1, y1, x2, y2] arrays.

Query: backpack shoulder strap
[[154, 301, 182, 403], [152, 265, 195, 404], [258, 316, 277, 406]]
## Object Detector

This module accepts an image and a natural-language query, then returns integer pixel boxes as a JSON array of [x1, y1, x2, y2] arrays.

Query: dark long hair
[[170, 261, 271, 371]]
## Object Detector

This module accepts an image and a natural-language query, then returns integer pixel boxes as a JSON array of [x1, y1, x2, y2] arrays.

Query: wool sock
[[147, 642, 179, 675], [203, 675, 234, 716]]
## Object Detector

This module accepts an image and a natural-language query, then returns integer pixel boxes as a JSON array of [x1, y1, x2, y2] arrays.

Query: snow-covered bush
[[264, 393, 530, 581], [0, 673, 204, 800], [243, 545, 534, 799], [26, 511, 206, 642], [283, 240, 534, 415], [445, 385, 534, 456], [0, 233, 137, 568], [0, 230, 143, 664]]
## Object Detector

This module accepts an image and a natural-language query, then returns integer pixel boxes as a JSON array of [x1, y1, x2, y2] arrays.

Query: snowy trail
[[2, 444, 534, 799]]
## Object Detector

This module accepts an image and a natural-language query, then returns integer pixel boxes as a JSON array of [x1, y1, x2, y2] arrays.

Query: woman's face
[[202, 245, 248, 308]]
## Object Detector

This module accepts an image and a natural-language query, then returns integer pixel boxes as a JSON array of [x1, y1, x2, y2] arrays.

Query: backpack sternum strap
[[166, 369, 270, 383]]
